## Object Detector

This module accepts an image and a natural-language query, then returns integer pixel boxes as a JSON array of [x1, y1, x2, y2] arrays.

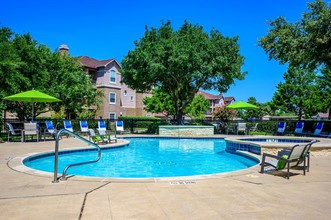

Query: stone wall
[[159, 126, 214, 137]]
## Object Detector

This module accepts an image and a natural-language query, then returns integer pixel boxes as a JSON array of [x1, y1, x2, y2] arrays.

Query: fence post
[[130, 119, 134, 134]]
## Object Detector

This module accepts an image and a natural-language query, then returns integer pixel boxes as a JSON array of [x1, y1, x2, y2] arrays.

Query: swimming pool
[[23, 137, 259, 179]]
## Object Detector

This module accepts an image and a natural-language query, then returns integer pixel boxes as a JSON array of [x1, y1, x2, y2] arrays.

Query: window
[[123, 90, 127, 96], [109, 92, 116, 104], [110, 70, 116, 83], [130, 95, 134, 102], [109, 112, 116, 120]]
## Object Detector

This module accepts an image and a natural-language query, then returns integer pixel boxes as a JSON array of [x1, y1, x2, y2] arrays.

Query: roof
[[78, 56, 120, 69], [224, 96, 235, 102], [197, 90, 222, 100]]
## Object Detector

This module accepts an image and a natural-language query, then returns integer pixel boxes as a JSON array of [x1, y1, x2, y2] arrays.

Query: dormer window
[[110, 70, 116, 83]]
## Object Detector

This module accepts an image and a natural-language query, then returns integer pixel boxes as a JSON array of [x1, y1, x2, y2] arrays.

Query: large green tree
[[185, 94, 209, 120], [271, 66, 318, 119], [0, 27, 102, 120], [143, 88, 175, 118], [144, 89, 209, 121], [122, 21, 246, 124], [259, 0, 331, 117]]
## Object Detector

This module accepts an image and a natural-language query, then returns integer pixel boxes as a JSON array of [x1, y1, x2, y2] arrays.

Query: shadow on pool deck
[[1, 136, 331, 219]]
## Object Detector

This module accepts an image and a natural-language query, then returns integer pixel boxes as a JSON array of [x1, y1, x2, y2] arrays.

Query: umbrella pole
[[32, 103, 34, 122]]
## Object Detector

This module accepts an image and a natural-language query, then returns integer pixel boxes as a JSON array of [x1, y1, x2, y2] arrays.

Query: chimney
[[59, 44, 69, 55]]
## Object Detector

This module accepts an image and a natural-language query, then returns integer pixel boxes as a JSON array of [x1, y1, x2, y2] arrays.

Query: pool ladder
[[52, 129, 101, 183]]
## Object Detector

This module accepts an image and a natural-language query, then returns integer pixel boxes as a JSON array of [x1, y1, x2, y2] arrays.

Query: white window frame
[[110, 70, 116, 84], [109, 112, 116, 120], [130, 95, 134, 102], [124, 90, 127, 96], [109, 92, 116, 104]]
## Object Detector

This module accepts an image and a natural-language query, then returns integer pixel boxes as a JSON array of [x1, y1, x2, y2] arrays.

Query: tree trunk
[[176, 112, 183, 125], [298, 107, 303, 121]]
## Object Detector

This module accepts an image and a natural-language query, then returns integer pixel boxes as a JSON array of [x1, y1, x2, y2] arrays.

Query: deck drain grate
[[170, 181, 196, 185]]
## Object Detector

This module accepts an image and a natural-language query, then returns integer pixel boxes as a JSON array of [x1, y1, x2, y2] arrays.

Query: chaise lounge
[[260, 140, 318, 179]]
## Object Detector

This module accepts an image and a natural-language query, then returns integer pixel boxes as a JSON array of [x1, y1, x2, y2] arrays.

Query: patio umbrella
[[226, 101, 258, 110], [3, 89, 61, 120]]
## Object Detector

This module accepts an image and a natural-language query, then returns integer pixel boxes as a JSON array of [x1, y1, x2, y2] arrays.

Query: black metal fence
[[1, 118, 331, 137]]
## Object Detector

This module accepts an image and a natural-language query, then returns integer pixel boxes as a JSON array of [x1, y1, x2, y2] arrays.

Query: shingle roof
[[78, 56, 115, 69], [197, 90, 223, 100], [224, 96, 235, 102]]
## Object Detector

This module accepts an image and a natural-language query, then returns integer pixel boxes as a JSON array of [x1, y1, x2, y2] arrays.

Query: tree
[[144, 89, 209, 121], [213, 106, 237, 122], [245, 97, 264, 120], [143, 88, 175, 119], [259, 0, 330, 69], [122, 21, 246, 125], [316, 68, 331, 116], [185, 94, 210, 120], [47, 52, 103, 118], [0, 27, 103, 120], [271, 66, 318, 119], [259, 0, 331, 117]]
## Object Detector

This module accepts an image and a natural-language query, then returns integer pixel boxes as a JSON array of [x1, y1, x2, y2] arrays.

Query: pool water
[[24, 138, 259, 178]]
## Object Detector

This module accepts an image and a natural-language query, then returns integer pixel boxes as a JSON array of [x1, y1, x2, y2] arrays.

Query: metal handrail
[[52, 129, 101, 183]]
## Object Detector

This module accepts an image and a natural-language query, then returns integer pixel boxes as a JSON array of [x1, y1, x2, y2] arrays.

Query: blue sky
[[1, 0, 313, 103]]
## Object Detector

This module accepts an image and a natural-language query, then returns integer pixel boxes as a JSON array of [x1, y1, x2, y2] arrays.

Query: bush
[[136, 121, 154, 129]]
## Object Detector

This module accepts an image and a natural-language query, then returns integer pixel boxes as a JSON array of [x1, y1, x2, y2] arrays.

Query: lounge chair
[[63, 120, 73, 132], [116, 120, 124, 134], [236, 123, 247, 135], [79, 120, 89, 135], [318, 132, 331, 138], [22, 123, 39, 142], [6, 122, 22, 142], [88, 129, 108, 144], [302, 122, 324, 137], [98, 120, 107, 132], [43, 120, 57, 141], [313, 122, 324, 136], [260, 140, 318, 179], [249, 123, 258, 134], [294, 121, 304, 136], [98, 129, 117, 143], [63, 120, 74, 138], [276, 122, 286, 135]]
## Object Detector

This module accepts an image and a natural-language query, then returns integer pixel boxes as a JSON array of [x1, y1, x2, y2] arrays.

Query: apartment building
[[197, 90, 235, 120], [59, 45, 149, 120]]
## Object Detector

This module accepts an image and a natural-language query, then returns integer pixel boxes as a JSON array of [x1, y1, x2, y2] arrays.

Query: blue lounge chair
[[276, 122, 286, 135], [98, 120, 107, 132], [116, 120, 124, 134], [294, 121, 304, 135], [63, 120, 73, 133], [79, 120, 89, 135], [313, 122, 324, 136], [44, 120, 57, 141]]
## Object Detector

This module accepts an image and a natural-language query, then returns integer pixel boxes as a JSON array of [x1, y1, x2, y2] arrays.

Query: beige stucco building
[[79, 55, 149, 119], [59, 45, 149, 120]]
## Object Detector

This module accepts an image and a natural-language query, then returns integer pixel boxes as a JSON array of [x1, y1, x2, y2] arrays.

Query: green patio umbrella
[[226, 101, 258, 110], [3, 89, 61, 120]]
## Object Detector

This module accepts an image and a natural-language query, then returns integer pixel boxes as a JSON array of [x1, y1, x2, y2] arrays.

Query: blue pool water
[[24, 137, 259, 178]]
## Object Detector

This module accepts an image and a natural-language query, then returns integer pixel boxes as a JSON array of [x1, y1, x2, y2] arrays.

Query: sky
[[1, 0, 314, 103]]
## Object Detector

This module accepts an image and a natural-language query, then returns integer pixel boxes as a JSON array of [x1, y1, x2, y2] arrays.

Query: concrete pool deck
[[1, 135, 331, 219]]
